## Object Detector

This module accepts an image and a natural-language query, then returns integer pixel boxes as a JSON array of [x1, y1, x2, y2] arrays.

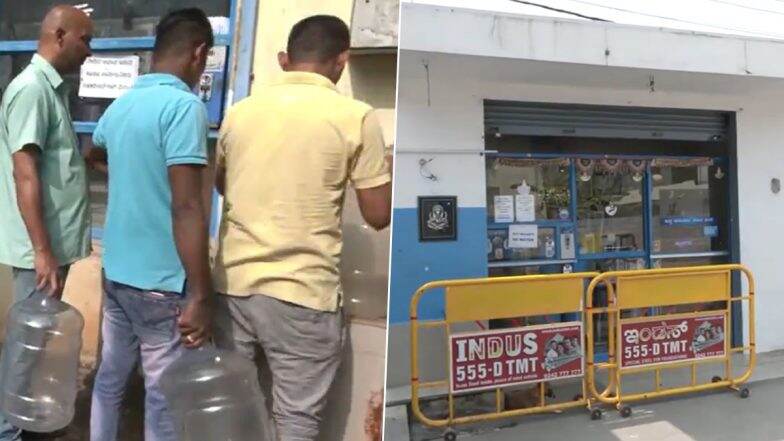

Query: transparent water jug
[[161, 346, 266, 441], [0, 292, 84, 432]]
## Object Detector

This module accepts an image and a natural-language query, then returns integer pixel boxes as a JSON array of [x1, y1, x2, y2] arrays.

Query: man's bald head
[[38, 5, 93, 74]]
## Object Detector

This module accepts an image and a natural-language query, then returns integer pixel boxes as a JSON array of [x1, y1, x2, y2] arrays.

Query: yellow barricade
[[585, 264, 755, 417], [410, 272, 600, 438]]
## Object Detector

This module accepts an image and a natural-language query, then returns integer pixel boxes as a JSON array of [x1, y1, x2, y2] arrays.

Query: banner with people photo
[[619, 314, 726, 369], [449, 322, 584, 393]]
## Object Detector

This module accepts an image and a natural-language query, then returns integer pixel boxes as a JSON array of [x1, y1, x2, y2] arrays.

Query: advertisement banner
[[619, 314, 726, 369], [449, 322, 583, 393]]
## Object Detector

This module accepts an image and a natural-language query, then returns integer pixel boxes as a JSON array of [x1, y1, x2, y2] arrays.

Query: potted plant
[[536, 186, 570, 219]]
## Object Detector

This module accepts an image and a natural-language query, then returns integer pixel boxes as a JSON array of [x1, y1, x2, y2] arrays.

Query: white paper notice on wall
[[515, 194, 535, 222], [494, 195, 514, 223], [208, 16, 231, 35], [79, 56, 140, 99], [206, 46, 227, 71], [560, 232, 576, 259], [508, 224, 538, 249]]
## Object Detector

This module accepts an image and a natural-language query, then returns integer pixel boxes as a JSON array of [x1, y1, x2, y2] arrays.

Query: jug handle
[[30, 290, 64, 309]]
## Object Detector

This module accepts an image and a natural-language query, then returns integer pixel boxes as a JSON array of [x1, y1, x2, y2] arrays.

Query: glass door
[[485, 154, 734, 355], [572, 159, 647, 355]]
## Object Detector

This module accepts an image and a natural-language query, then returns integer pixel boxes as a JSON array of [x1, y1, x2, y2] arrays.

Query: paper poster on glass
[[494, 195, 514, 223], [79, 55, 140, 99], [488, 230, 507, 261], [514, 180, 535, 222], [560, 231, 575, 259], [515, 195, 535, 222], [508, 224, 538, 249]]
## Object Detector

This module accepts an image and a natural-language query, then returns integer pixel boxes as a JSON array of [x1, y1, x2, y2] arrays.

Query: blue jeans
[[0, 266, 70, 441], [90, 277, 188, 441]]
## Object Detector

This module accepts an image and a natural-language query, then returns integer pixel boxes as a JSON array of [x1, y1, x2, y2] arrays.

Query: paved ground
[[401, 377, 784, 441]]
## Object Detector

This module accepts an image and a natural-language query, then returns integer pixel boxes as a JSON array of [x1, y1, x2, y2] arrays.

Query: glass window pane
[[653, 255, 729, 269], [0, 1, 230, 40], [577, 159, 644, 254], [488, 227, 557, 262], [66, 51, 153, 122], [488, 264, 566, 277], [1, 52, 152, 123], [0, 54, 32, 94], [579, 258, 647, 273], [580, 258, 647, 352], [486, 157, 571, 222], [651, 159, 728, 254]]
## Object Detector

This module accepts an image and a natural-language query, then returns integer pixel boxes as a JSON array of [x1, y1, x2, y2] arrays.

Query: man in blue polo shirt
[[87, 8, 214, 441]]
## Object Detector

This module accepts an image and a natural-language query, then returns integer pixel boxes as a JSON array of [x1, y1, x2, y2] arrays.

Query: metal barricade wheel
[[590, 408, 603, 420], [619, 405, 632, 418], [443, 428, 457, 441], [740, 388, 750, 399]]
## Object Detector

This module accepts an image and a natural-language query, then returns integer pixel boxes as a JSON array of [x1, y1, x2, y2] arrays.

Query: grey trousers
[[12, 266, 71, 303], [213, 294, 345, 441]]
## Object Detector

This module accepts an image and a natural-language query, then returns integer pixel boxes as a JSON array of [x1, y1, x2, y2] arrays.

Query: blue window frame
[[485, 151, 736, 359], [486, 152, 731, 268], [0, 0, 259, 240]]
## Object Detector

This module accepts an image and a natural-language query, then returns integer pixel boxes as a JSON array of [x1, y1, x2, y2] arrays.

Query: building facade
[[387, 2, 784, 396]]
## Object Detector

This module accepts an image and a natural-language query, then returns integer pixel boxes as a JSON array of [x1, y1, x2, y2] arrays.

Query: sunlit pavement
[[418, 377, 782, 441]]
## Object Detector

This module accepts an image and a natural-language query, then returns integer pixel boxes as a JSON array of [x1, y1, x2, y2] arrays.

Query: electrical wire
[[506, 0, 611, 21], [562, 0, 784, 40], [704, 0, 784, 16]]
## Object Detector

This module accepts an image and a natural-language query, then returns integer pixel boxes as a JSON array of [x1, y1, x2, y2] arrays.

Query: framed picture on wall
[[418, 196, 458, 241]]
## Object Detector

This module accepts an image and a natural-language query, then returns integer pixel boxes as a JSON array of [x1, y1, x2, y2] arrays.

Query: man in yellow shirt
[[212, 15, 391, 441]]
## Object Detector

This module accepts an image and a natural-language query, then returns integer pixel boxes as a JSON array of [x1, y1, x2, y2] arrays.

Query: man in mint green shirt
[[0, 6, 93, 295], [0, 7, 93, 438]]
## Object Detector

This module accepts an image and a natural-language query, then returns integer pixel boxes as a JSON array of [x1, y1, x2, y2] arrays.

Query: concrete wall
[[386, 47, 784, 387], [322, 320, 387, 441], [252, 0, 398, 140]]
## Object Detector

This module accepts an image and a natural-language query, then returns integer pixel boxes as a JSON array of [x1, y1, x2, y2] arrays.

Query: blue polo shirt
[[93, 73, 208, 293]]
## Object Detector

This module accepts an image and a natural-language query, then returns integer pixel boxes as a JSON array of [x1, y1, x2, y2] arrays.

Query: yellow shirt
[[213, 72, 391, 311]]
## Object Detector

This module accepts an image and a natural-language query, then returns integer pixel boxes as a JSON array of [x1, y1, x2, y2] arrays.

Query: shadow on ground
[[21, 369, 144, 441]]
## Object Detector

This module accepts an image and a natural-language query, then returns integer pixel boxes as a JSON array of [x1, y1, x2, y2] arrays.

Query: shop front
[[483, 102, 738, 355], [387, 2, 784, 391]]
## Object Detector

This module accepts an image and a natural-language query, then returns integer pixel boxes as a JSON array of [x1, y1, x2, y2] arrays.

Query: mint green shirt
[[0, 54, 90, 269]]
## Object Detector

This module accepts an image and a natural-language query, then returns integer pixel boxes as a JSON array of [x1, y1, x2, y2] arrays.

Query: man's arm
[[169, 164, 213, 348], [7, 82, 62, 296], [356, 182, 392, 230], [214, 164, 225, 196], [351, 112, 392, 230], [164, 100, 213, 348], [13, 145, 63, 296], [83, 145, 108, 174], [86, 116, 109, 174]]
